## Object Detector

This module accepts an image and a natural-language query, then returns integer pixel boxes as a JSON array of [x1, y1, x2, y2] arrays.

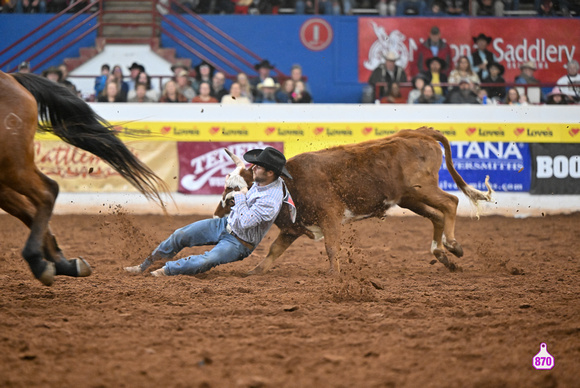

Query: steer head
[[213, 148, 254, 218]]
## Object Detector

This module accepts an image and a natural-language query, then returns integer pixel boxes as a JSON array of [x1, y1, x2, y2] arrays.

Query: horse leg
[[247, 232, 300, 275]]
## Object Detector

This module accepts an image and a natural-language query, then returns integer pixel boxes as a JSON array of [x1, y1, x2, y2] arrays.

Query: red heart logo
[[209, 126, 220, 135], [514, 127, 525, 136], [265, 127, 275, 135], [161, 126, 171, 135], [362, 127, 372, 135], [314, 127, 324, 135], [466, 127, 476, 135], [569, 128, 580, 137]]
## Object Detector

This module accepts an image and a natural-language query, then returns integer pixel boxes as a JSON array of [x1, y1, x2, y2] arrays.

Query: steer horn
[[224, 148, 245, 169]]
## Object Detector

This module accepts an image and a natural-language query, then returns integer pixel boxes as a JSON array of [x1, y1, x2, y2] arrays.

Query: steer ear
[[224, 148, 245, 169]]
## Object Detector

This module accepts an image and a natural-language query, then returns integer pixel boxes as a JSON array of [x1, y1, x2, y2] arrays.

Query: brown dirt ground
[[0, 211, 579, 388]]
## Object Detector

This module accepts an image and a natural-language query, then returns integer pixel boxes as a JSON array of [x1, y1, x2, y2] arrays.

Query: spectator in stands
[[128, 83, 156, 103], [126, 62, 144, 92], [291, 80, 312, 103], [57, 63, 79, 96], [503, 87, 521, 105], [514, 61, 544, 103], [17, 61, 30, 73], [416, 26, 452, 76], [170, 61, 192, 86], [47, 0, 69, 13], [363, 51, 408, 103], [537, 0, 555, 15], [17, 0, 46, 13], [237, 72, 254, 102], [448, 55, 480, 89], [176, 70, 196, 100], [98, 80, 125, 103], [110, 65, 129, 102], [415, 84, 445, 104], [2, 0, 17, 13], [94, 64, 109, 97], [396, 0, 426, 15], [407, 73, 428, 103], [422, 57, 448, 97], [471, 0, 504, 16], [221, 82, 252, 104], [127, 70, 159, 101], [442, 0, 468, 14], [376, 0, 397, 15], [159, 79, 189, 103], [556, 60, 580, 102], [445, 78, 480, 104], [255, 77, 280, 103], [192, 60, 214, 94], [470, 33, 495, 81], [277, 79, 295, 103], [251, 59, 276, 98], [210, 71, 228, 101], [290, 63, 311, 94], [423, 0, 447, 15], [295, 0, 336, 14], [546, 87, 574, 105], [380, 82, 406, 103], [481, 62, 506, 102], [42, 66, 62, 83], [191, 81, 219, 103], [559, 0, 580, 16]]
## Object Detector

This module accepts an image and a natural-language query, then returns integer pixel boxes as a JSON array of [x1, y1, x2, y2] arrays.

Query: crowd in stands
[[2, 0, 579, 15], [363, 26, 580, 105]]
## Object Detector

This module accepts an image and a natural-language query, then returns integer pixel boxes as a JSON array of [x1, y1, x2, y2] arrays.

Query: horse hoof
[[444, 240, 464, 258], [75, 257, 92, 277], [38, 262, 56, 286]]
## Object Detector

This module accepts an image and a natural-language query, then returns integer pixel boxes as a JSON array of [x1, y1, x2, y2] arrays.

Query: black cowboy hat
[[473, 33, 492, 44], [194, 60, 215, 78], [487, 61, 505, 75], [42, 66, 63, 80], [243, 147, 292, 179], [254, 59, 275, 70], [128, 62, 145, 72], [425, 56, 447, 70]]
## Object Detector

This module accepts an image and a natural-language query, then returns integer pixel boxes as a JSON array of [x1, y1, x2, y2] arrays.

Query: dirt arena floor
[[1, 210, 579, 388]]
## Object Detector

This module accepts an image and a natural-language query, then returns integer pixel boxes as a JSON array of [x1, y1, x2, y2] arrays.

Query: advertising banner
[[530, 143, 580, 194], [358, 18, 580, 83], [178, 141, 284, 194], [34, 140, 178, 192], [439, 142, 531, 192]]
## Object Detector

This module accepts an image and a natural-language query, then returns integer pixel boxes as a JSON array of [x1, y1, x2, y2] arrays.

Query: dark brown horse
[[0, 71, 168, 286]]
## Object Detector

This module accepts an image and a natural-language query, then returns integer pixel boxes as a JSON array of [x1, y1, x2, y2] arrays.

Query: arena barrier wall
[[32, 104, 580, 216]]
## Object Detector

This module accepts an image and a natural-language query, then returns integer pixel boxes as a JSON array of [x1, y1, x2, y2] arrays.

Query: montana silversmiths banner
[[439, 142, 531, 192], [178, 142, 284, 194], [530, 143, 580, 194]]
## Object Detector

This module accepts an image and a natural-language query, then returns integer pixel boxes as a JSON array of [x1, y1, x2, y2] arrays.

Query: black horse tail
[[12, 72, 169, 210]]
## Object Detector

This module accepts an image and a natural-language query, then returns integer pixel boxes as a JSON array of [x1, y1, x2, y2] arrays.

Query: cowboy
[[470, 33, 495, 80], [250, 59, 276, 98], [124, 147, 292, 277], [364, 51, 408, 103], [515, 61, 544, 103], [556, 60, 580, 102]]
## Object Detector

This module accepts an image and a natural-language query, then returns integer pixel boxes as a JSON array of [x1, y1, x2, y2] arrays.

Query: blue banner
[[439, 142, 531, 192]]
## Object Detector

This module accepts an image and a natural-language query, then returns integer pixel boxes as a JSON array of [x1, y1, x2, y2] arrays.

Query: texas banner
[[358, 17, 580, 84]]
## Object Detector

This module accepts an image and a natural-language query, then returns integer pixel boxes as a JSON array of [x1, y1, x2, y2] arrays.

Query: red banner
[[358, 18, 580, 83], [178, 142, 284, 194]]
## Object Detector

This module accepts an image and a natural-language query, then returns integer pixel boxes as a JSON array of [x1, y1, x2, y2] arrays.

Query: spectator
[[110, 65, 129, 102], [17, 61, 30, 73], [57, 63, 79, 96], [211, 71, 228, 101], [407, 73, 428, 103], [556, 60, 580, 102], [169, 61, 192, 87], [290, 63, 311, 94], [519, 94, 529, 105], [416, 26, 452, 76], [481, 62, 506, 102], [236, 72, 254, 102], [477, 88, 490, 104], [291, 80, 312, 103], [442, 0, 468, 15], [255, 77, 280, 103], [176, 69, 197, 100], [17, 0, 46, 13], [277, 79, 295, 103], [159, 79, 189, 103], [363, 51, 408, 103], [2, 0, 17, 13], [414, 84, 445, 103], [423, 0, 447, 15], [221, 82, 252, 104], [545, 87, 574, 105], [396, 0, 426, 15], [423, 57, 448, 97], [503, 87, 521, 105], [514, 61, 544, 103], [191, 81, 219, 103], [376, 0, 396, 15], [537, 0, 555, 15], [127, 70, 159, 101], [42, 66, 62, 83], [126, 62, 144, 92], [471, 0, 504, 16], [445, 78, 480, 104], [448, 55, 480, 89], [295, 0, 336, 14], [94, 64, 110, 97], [250, 59, 276, 98], [128, 82, 156, 103], [47, 0, 68, 13], [380, 82, 406, 104], [192, 60, 214, 94], [97, 80, 124, 103], [471, 33, 495, 81]]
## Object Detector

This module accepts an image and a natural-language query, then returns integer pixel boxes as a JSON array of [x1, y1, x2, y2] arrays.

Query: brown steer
[[215, 127, 493, 273]]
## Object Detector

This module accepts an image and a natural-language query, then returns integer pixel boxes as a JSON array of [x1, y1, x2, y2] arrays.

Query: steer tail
[[428, 128, 494, 206], [12, 72, 169, 210]]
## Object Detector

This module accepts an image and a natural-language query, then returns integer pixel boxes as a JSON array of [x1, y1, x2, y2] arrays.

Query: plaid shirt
[[227, 178, 284, 246]]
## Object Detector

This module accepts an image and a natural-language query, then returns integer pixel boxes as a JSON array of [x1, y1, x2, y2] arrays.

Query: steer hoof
[[247, 266, 265, 276]]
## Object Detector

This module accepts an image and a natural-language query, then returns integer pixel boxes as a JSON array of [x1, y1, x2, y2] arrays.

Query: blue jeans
[[143, 217, 252, 276]]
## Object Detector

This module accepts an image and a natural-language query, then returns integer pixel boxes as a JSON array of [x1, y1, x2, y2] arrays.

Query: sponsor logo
[[536, 155, 580, 178], [209, 126, 220, 135], [161, 126, 171, 135], [327, 128, 353, 136], [438, 129, 457, 137], [374, 128, 398, 136], [466, 127, 477, 136], [569, 127, 580, 137], [478, 128, 505, 137], [364, 21, 410, 74], [526, 128, 553, 138], [266, 127, 305, 136], [514, 127, 525, 136], [300, 18, 334, 51], [173, 127, 200, 136], [362, 127, 373, 135], [115, 126, 152, 136], [208, 127, 248, 136], [265, 127, 276, 135], [314, 127, 324, 135], [493, 38, 576, 70]]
